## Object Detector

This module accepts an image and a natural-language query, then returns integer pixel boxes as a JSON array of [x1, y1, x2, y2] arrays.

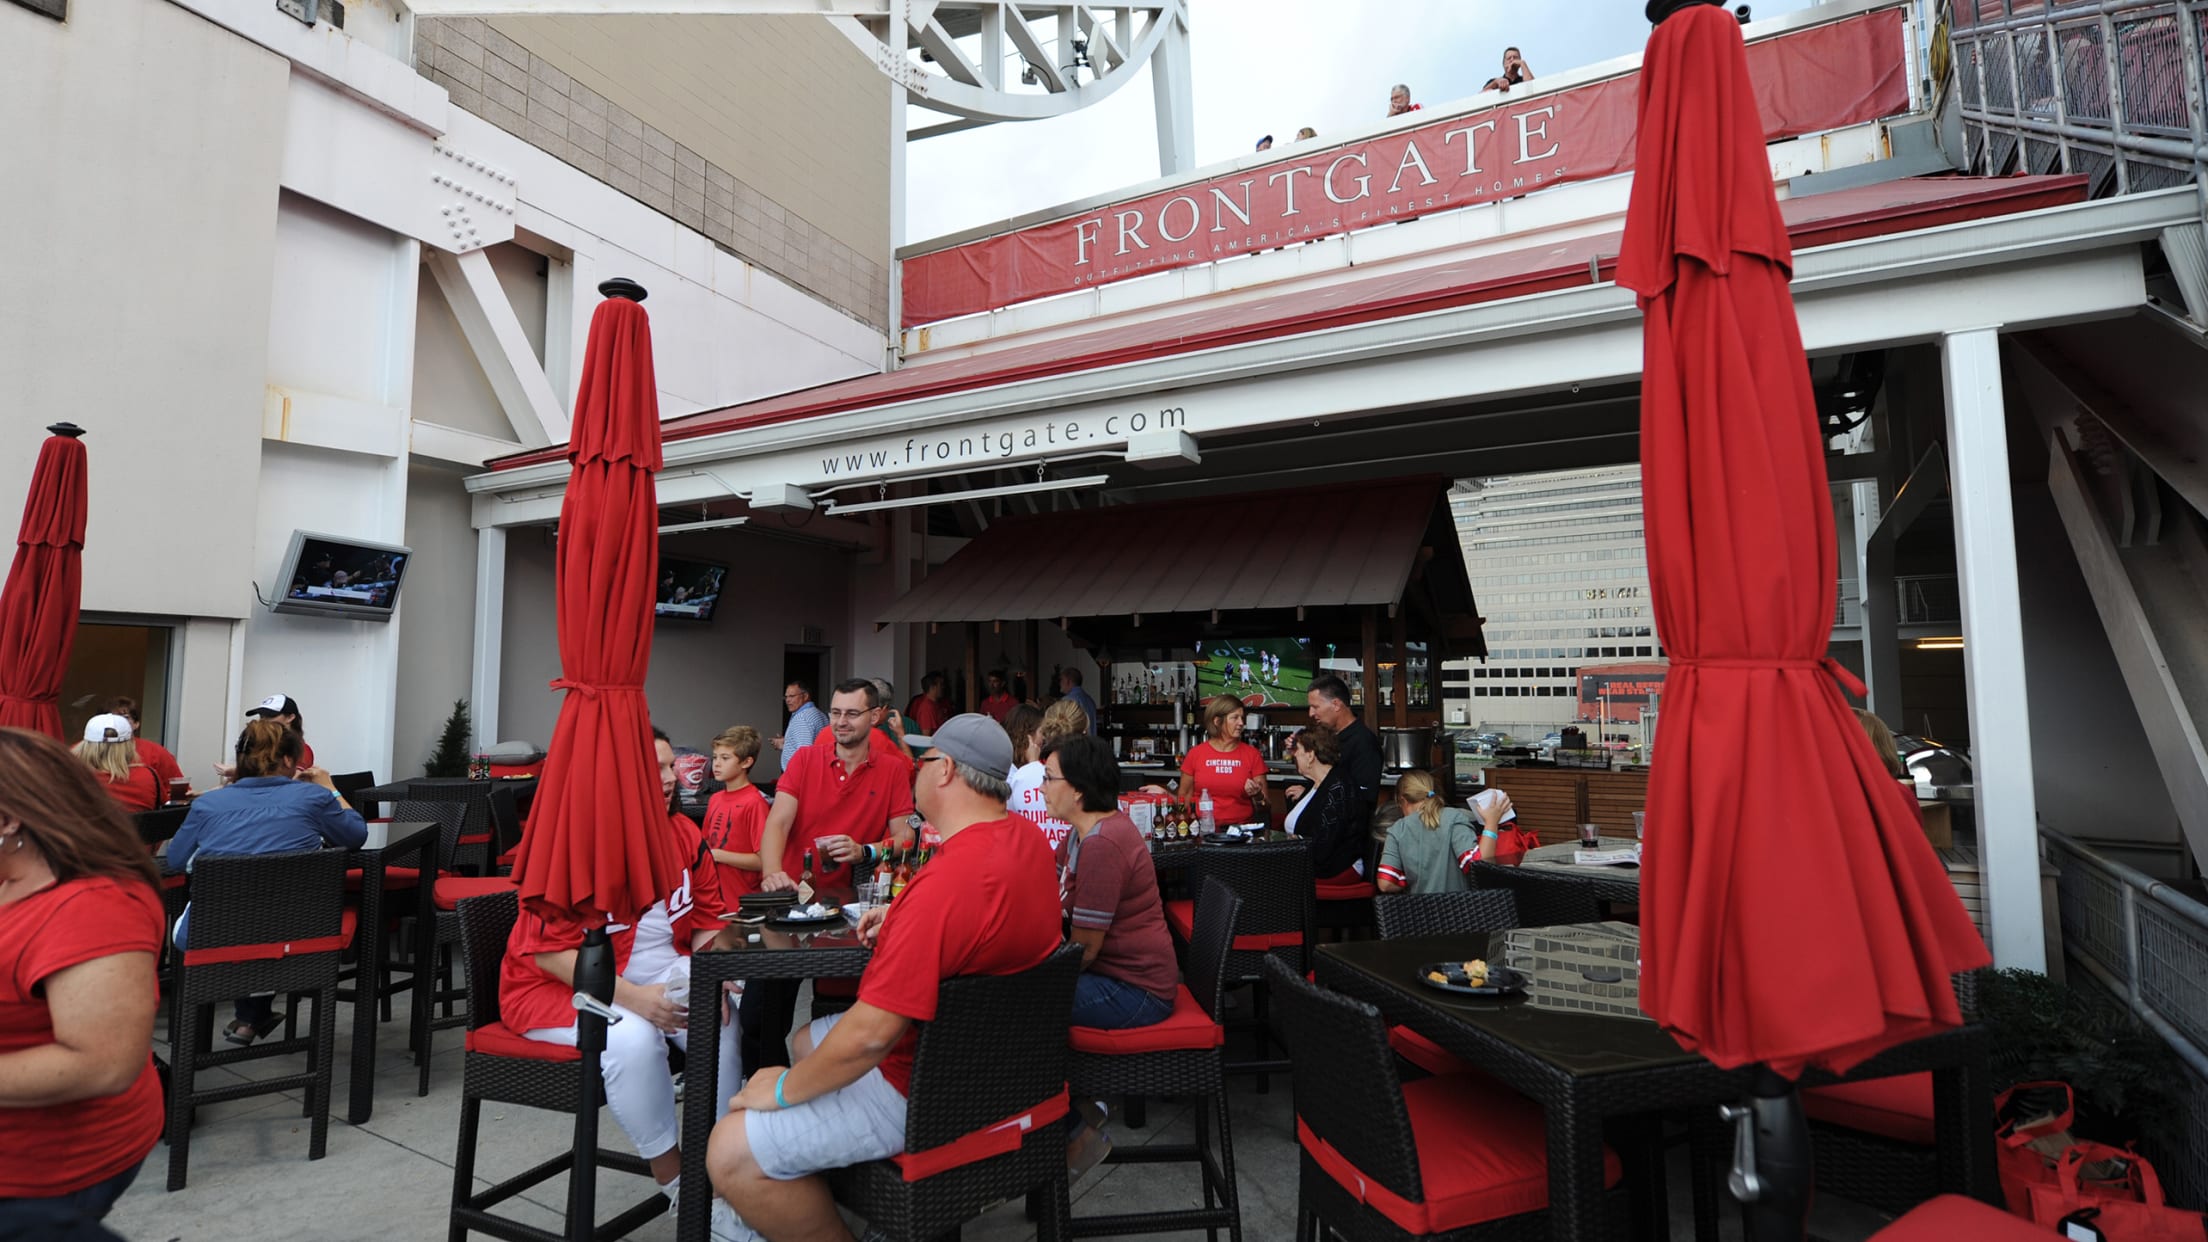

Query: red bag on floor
[[2024, 1142, 2207, 1241], [1996, 1080, 2082, 1214]]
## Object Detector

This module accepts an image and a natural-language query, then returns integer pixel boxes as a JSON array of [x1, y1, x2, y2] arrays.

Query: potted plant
[[425, 699, 472, 779], [1970, 966, 2183, 1155]]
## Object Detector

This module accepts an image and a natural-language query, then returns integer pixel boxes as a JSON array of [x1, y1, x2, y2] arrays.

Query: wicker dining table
[[676, 891, 872, 1241], [1312, 924, 1998, 1242], [342, 821, 436, 1124], [1516, 837, 1646, 907]]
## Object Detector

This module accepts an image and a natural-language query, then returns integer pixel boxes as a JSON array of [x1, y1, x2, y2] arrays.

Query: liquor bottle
[[1198, 789, 1216, 835], [889, 847, 913, 901]]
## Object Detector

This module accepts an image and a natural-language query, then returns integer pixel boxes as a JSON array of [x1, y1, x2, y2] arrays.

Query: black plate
[[1200, 831, 1259, 846], [1415, 962, 1528, 996]]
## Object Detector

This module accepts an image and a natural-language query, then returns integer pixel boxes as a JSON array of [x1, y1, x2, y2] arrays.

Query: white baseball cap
[[248, 694, 292, 717], [83, 713, 135, 744]]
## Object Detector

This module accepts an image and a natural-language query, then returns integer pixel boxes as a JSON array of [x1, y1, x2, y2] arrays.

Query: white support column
[[1149, 1, 1194, 177], [472, 525, 508, 750], [1940, 327, 2046, 972], [885, 0, 908, 363]]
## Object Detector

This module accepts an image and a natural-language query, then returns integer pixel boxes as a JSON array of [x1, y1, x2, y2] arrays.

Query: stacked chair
[[1163, 841, 1313, 1090]]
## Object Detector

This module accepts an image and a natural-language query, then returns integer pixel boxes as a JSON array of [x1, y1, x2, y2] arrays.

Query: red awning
[[484, 174, 2084, 475]]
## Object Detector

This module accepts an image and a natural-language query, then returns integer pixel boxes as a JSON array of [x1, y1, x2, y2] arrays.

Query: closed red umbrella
[[1619, 1, 1990, 1230], [508, 279, 686, 927], [0, 424, 89, 741]]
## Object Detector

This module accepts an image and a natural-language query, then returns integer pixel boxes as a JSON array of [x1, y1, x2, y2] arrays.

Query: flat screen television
[[269, 531, 412, 622], [656, 555, 728, 623], [1193, 637, 1317, 708]]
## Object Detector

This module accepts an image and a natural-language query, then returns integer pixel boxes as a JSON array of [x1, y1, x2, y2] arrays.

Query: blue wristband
[[774, 1068, 790, 1110]]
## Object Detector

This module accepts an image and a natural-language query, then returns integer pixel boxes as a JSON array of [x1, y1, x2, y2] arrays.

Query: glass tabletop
[[1317, 923, 1702, 1076]]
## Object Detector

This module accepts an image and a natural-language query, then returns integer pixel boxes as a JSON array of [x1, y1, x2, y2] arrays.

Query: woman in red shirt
[[0, 728, 166, 1228], [1175, 695, 1269, 827], [73, 714, 162, 813]]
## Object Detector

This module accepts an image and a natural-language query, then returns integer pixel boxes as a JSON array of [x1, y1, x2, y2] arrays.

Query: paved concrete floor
[[108, 984, 1903, 1242]]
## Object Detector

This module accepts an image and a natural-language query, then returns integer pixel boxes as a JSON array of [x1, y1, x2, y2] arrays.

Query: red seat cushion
[[815, 977, 859, 998], [433, 875, 518, 911], [1802, 1072, 1935, 1146], [1164, 898, 1194, 942], [465, 1021, 582, 1062], [1389, 1024, 1473, 1077], [1300, 1074, 1622, 1234], [1868, 1194, 2047, 1240], [1315, 869, 1376, 901], [345, 866, 421, 891], [1070, 985, 1223, 1055]]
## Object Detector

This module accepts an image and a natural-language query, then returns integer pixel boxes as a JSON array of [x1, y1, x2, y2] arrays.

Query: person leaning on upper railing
[[0, 728, 167, 1231]]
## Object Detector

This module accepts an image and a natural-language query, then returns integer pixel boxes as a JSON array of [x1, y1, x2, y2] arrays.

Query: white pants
[[526, 956, 743, 1161]]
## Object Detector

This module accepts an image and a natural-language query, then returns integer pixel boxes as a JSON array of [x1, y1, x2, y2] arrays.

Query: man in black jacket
[[1306, 674, 1382, 820]]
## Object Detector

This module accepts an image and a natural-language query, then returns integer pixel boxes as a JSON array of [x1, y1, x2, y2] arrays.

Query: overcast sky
[[905, 0, 1820, 243]]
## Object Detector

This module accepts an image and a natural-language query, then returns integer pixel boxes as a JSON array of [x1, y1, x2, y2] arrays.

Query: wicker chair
[[135, 807, 191, 995], [412, 782, 499, 875], [397, 798, 515, 1097], [1467, 862, 1601, 928], [825, 943, 1082, 1242], [166, 848, 352, 1191], [1266, 957, 1626, 1241], [449, 889, 665, 1242], [1065, 877, 1244, 1241], [1165, 841, 1313, 1086], [331, 770, 377, 809], [1372, 890, 1522, 1079]]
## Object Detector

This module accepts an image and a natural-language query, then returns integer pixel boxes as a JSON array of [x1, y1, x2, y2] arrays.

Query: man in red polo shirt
[[742, 679, 916, 1073], [706, 714, 1060, 1242]]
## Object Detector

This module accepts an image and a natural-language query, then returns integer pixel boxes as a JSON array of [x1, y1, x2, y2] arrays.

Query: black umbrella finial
[[1645, 0, 1725, 22], [45, 422, 85, 439], [598, 277, 648, 303]]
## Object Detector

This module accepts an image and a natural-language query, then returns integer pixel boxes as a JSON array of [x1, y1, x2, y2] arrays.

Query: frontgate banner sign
[[900, 8, 1909, 327]]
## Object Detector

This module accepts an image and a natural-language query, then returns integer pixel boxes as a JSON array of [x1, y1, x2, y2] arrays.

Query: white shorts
[[745, 1014, 908, 1181]]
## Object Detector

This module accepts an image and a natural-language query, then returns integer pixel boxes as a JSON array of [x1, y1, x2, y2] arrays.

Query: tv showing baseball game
[[655, 555, 728, 623], [269, 531, 411, 622]]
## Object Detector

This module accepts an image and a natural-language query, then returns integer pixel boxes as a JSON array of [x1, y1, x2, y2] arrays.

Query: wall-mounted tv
[[270, 531, 412, 622], [656, 555, 728, 623], [1193, 637, 1317, 708]]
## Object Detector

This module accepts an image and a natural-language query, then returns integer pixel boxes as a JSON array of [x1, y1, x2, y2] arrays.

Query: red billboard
[[901, 8, 1909, 326]]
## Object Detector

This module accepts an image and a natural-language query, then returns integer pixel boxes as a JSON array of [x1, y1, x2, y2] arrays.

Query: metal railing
[[1947, 0, 2208, 201], [2041, 825, 2208, 1205]]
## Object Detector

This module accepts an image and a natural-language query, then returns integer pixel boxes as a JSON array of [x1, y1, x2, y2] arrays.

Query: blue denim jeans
[[0, 1158, 142, 1232], [1070, 971, 1173, 1029]]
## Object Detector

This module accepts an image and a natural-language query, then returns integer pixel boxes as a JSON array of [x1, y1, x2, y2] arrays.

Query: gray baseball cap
[[904, 713, 1014, 779]]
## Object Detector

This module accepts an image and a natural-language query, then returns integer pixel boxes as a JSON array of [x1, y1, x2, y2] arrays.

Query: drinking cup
[[1632, 811, 1645, 841], [1578, 822, 1601, 849]]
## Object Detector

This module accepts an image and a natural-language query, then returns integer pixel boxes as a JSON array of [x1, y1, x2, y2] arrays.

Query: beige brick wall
[[416, 15, 890, 329]]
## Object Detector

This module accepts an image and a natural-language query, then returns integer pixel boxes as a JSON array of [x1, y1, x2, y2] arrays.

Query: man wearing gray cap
[[706, 715, 1062, 1242]]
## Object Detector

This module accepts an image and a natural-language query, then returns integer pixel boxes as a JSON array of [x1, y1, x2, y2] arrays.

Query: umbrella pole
[[569, 926, 617, 1240], [1723, 1066, 1812, 1241]]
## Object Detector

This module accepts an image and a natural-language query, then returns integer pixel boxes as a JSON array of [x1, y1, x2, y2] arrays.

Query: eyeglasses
[[1040, 772, 1068, 784], [827, 710, 871, 722]]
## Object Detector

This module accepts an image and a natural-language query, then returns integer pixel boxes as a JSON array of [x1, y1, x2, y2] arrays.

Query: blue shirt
[[1063, 685, 1101, 735], [168, 776, 368, 872], [784, 701, 828, 750]]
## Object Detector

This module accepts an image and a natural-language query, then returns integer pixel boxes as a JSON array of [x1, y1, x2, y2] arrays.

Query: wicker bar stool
[[1164, 841, 1312, 1087], [165, 849, 353, 1191], [1267, 957, 1627, 1241], [1467, 861, 1602, 928], [412, 782, 500, 875], [449, 890, 665, 1242], [1065, 877, 1244, 1241], [399, 799, 515, 1097], [825, 943, 1082, 1242], [135, 807, 190, 997], [1372, 891, 1521, 1079]]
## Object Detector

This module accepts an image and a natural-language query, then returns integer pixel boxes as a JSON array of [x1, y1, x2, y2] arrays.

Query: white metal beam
[[1940, 327, 2045, 972], [426, 249, 568, 447], [411, 418, 526, 467], [1146, 0, 1192, 175], [471, 525, 507, 751]]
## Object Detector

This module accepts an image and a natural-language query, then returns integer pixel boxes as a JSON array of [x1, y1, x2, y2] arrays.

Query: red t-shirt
[[133, 737, 185, 792], [980, 693, 1018, 723], [857, 815, 1062, 1095], [1180, 741, 1267, 826], [496, 814, 719, 1034], [702, 784, 769, 898], [1057, 813, 1179, 1003], [775, 737, 915, 886], [0, 876, 166, 1197], [95, 763, 164, 813], [905, 696, 951, 736]]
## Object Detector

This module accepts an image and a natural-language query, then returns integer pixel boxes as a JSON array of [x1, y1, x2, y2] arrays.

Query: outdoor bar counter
[[1481, 764, 1649, 845]]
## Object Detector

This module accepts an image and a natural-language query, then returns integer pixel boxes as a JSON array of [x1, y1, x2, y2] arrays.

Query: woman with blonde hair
[[73, 714, 162, 812], [1376, 770, 1484, 892], [1006, 699, 1085, 847]]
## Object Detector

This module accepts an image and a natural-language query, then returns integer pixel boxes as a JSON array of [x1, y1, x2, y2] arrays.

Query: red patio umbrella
[[1619, 0, 1990, 1230], [508, 277, 687, 925], [0, 424, 89, 741]]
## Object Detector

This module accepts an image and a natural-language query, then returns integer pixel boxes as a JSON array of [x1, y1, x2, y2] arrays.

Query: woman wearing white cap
[[73, 715, 162, 813], [213, 694, 314, 785]]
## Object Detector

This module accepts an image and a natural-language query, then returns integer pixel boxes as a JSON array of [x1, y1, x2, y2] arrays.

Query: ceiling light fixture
[[656, 516, 751, 535], [821, 473, 1109, 516], [1914, 636, 1965, 650]]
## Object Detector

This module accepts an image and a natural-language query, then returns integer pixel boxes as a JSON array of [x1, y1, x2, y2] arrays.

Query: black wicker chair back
[[1186, 877, 1242, 1022], [1469, 861, 1602, 927], [391, 799, 465, 873], [134, 805, 189, 850], [487, 783, 525, 859], [903, 942, 1082, 1152], [186, 848, 349, 948], [455, 888, 520, 1033], [1264, 956, 1425, 1205], [410, 783, 497, 872], [1191, 840, 1313, 976], [330, 770, 376, 806], [1375, 889, 1520, 939]]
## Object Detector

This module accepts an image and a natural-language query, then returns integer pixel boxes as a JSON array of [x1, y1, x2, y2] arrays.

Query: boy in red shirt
[[702, 725, 767, 898], [707, 714, 1060, 1242]]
